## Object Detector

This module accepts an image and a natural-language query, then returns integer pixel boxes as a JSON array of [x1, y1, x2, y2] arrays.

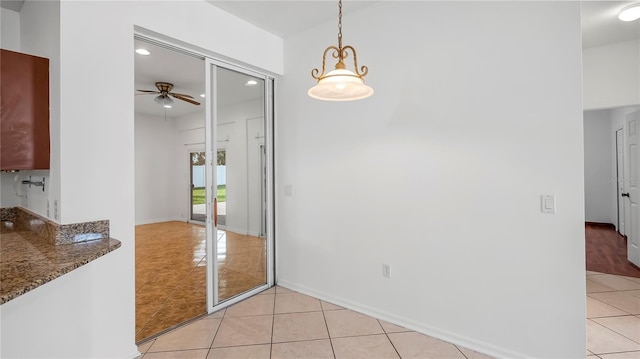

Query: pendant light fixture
[[308, 0, 373, 101]]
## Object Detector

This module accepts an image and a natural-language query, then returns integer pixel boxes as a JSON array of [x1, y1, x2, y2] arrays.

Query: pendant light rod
[[337, 0, 343, 52]]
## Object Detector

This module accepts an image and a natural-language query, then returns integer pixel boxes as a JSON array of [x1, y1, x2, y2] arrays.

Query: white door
[[616, 129, 626, 235], [625, 111, 640, 267]]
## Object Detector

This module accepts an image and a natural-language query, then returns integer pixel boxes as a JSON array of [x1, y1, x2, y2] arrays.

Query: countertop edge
[[0, 238, 122, 305]]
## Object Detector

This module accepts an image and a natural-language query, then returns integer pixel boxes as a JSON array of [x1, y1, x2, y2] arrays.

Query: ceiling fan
[[136, 82, 200, 107]]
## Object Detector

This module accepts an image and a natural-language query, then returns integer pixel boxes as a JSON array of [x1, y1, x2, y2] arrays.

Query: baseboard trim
[[135, 218, 184, 226], [276, 279, 527, 359], [586, 222, 616, 229]]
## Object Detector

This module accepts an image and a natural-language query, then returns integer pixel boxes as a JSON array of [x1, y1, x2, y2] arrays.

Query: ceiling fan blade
[[172, 94, 201, 106], [135, 93, 159, 96], [170, 92, 194, 98], [137, 89, 160, 93]]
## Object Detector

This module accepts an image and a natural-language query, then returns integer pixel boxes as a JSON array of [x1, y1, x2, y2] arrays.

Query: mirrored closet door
[[205, 62, 274, 308]]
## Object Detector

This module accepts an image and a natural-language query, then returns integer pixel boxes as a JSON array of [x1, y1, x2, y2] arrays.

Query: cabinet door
[[1, 49, 50, 170]]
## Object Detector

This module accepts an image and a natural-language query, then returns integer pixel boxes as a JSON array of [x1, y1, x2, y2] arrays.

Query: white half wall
[[584, 110, 615, 224], [583, 40, 640, 110], [278, 2, 585, 358]]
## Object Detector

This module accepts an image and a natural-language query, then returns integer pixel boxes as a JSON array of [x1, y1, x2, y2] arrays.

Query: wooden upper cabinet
[[1, 49, 50, 170]]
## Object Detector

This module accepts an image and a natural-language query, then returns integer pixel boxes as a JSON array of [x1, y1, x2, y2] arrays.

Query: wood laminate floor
[[135, 221, 266, 342], [586, 224, 640, 278]]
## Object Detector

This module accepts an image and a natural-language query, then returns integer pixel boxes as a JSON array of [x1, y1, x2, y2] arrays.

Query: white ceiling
[[134, 40, 205, 118], [208, 1, 640, 47], [0, 0, 24, 12], [581, 1, 640, 48], [4, 1, 638, 116], [207, 0, 377, 38]]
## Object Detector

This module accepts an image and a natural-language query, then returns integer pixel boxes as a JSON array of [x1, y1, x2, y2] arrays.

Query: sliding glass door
[[205, 61, 274, 310]]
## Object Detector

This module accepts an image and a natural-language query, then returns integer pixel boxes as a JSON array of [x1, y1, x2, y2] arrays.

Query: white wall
[[247, 117, 266, 236], [278, 2, 585, 358], [1, 7, 20, 51], [583, 40, 640, 110], [0, 1, 60, 220], [0, 8, 23, 210], [135, 114, 181, 224], [218, 99, 264, 235], [612, 106, 640, 133], [1, 1, 283, 358], [584, 110, 615, 224]]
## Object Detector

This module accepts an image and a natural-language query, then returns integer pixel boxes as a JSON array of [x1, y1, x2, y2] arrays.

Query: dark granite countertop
[[0, 210, 121, 305]]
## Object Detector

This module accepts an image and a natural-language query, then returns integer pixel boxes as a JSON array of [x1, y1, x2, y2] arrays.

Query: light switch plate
[[541, 195, 556, 214], [284, 185, 293, 196]]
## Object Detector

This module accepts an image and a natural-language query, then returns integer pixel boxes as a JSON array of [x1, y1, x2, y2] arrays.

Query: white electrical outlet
[[382, 264, 391, 278]]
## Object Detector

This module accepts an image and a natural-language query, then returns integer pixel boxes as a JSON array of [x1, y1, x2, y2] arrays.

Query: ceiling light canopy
[[246, 79, 258, 86], [135, 48, 151, 56], [308, 0, 373, 101], [619, 3, 640, 21]]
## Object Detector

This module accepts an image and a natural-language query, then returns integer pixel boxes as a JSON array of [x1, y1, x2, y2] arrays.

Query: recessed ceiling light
[[245, 79, 258, 86], [200, 94, 205, 98], [135, 48, 151, 56], [164, 104, 172, 109], [619, 4, 640, 22]]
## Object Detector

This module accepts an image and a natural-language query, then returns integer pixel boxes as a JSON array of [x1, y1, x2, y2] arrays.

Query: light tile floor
[[586, 271, 640, 358], [137, 271, 640, 358], [137, 286, 492, 359]]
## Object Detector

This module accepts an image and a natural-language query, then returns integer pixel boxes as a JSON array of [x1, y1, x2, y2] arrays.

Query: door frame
[[616, 128, 625, 235], [133, 32, 275, 317]]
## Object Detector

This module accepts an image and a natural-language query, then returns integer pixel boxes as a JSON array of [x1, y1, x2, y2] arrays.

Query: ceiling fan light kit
[[308, 0, 373, 101], [619, 3, 640, 21], [137, 81, 201, 108]]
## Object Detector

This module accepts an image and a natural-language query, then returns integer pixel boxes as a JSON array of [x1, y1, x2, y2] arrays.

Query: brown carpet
[[586, 223, 640, 278]]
